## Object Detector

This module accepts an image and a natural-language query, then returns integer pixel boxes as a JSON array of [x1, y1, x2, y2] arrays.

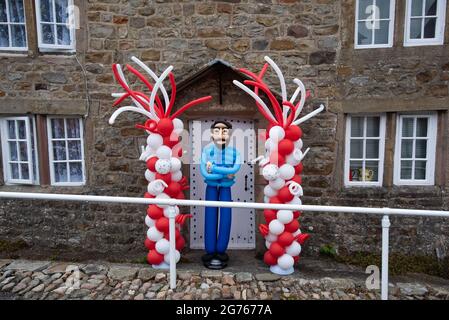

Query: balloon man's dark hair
[[211, 120, 232, 130]]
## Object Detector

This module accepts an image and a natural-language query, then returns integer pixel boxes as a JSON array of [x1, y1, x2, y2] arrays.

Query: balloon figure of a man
[[200, 121, 241, 269]]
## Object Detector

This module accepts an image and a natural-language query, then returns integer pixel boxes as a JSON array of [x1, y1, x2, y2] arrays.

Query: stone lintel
[[0, 99, 88, 115]]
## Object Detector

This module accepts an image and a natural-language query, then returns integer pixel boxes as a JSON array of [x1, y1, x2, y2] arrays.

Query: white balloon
[[292, 229, 301, 237], [163, 205, 179, 218], [265, 138, 277, 152], [171, 170, 182, 182], [264, 185, 277, 198], [155, 159, 171, 174], [266, 233, 278, 242], [286, 149, 302, 166], [277, 210, 293, 224], [156, 145, 172, 159], [279, 164, 295, 180], [294, 139, 303, 150], [155, 238, 170, 255], [140, 146, 155, 161], [155, 193, 170, 208], [286, 241, 302, 256], [269, 219, 285, 235], [288, 197, 302, 206], [164, 250, 180, 264], [145, 169, 155, 182], [170, 157, 182, 172], [265, 240, 272, 249], [269, 126, 285, 141], [262, 164, 279, 181], [173, 118, 184, 135], [263, 196, 269, 203], [269, 177, 285, 190], [147, 180, 166, 196], [145, 215, 155, 227], [147, 134, 163, 150], [147, 226, 163, 241], [277, 254, 294, 270]]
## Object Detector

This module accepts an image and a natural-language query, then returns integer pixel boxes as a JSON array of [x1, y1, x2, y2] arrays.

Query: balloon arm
[[292, 104, 325, 125], [250, 155, 265, 165], [292, 79, 306, 120], [264, 56, 288, 123], [109, 106, 154, 124], [149, 65, 173, 121], [300, 147, 310, 161], [170, 96, 212, 119]]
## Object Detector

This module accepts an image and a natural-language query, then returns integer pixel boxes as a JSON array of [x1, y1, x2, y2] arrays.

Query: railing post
[[381, 215, 390, 300], [167, 206, 177, 289]]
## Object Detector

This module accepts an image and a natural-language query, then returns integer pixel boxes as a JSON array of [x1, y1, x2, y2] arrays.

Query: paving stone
[[235, 272, 253, 283], [396, 283, 429, 296], [255, 273, 281, 282], [107, 266, 139, 281], [4, 260, 51, 272], [200, 270, 223, 279], [0, 260, 12, 270], [138, 268, 157, 281], [82, 264, 108, 275]]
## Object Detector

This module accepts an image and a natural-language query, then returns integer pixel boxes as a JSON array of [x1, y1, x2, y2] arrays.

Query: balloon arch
[[109, 56, 324, 275]]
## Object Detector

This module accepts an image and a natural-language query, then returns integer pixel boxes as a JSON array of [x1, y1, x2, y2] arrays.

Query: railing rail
[[1, 191, 449, 300]]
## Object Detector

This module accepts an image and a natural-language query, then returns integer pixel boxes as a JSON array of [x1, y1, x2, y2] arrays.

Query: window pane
[[374, 20, 390, 44], [400, 160, 413, 179], [8, 141, 17, 161], [9, 0, 24, 23], [411, 0, 423, 16], [10, 24, 26, 47], [424, 17, 436, 38], [54, 162, 68, 182], [0, 0, 7, 22], [425, 0, 437, 15], [69, 162, 83, 182], [414, 160, 426, 179], [366, 139, 379, 158], [68, 140, 81, 160], [350, 117, 364, 137], [53, 141, 66, 160], [402, 118, 414, 137], [10, 162, 19, 179], [41, 23, 55, 44], [40, 0, 53, 22], [366, 117, 380, 137], [55, 0, 68, 23], [401, 140, 413, 158], [416, 118, 428, 137], [66, 118, 80, 138], [350, 139, 363, 158], [415, 139, 427, 158], [349, 160, 363, 182], [365, 160, 379, 181], [357, 21, 373, 45], [0, 24, 9, 47], [20, 163, 29, 180], [19, 141, 27, 161], [7, 120, 15, 138], [56, 25, 70, 45], [51, 118, 65, 138], [358, 0, 373, 20], [377, 0, 391, 19], [410, 18, 422, 38], [17, 120, 25, 139]]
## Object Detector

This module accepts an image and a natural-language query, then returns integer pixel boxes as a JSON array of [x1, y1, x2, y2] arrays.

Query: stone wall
[[0, 0, 448, 262]]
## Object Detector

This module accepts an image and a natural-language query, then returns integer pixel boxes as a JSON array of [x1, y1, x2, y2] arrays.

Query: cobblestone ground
[[1, 259, 448, 300]]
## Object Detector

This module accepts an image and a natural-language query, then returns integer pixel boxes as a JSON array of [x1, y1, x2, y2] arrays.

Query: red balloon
[[277, 186, 294, 203], [146, 156, 158, 171], [269, 153, 285, 166], [291, 174, 302, 185], [294, 163, 303, 174], [176, 192, 185, 200], [156, 217, 169, 233], [147, 204, 163, 219], [155, 173, 172, 185], [176, 236, 185, 251], [269, 242, 285, 257], [163, 133, 179, 148], [278, 231, 294, 247], [285, 219, 300, 233], [264, 209, 277, 223], [293, 255, 300, 263], [164, 228, 181, 240], [293, 211, 301, 219], [165, 182, 182, 197], [157, 118, 174, 137], [147, 249, 164, 265], [144, 192, 154, 198], [278, 139, 294, 156], [264, 251, 277, 266], [144, 238, 155, 250], [285, 125, 302, 141], [269, 197, 281, 204]]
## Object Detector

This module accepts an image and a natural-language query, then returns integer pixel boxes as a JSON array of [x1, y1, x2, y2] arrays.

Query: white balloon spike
[[115, 64, 148, 111], [149, 65, 173, 120], [292, 78, 306, 120], [109, 106, 154, 124], [292, 104, 325, 125], [300, 147, 310, 161], [264, 56, 288, 123]]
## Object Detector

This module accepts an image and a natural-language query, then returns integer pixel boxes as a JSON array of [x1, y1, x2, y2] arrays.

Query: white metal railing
[[1, 191, 449, 300]]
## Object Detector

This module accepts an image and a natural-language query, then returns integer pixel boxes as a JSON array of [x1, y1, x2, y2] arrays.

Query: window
[[35, 0, 75, 50], [47, 117, 85, 186], [0, 117, 38, 184], [355, 0, 396, 48], [394, 114, 437, 185], [345, 114, 386, 186], [404, 0, 447, 46], [0, 0, 27, 50]]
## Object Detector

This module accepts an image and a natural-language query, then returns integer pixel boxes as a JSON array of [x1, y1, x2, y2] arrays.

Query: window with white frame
[[47, 117, 85, 185], [355, 0, 396, 48], [35, 0, 75, 50], [0, 117, 38, 184], [345, 114, 386, 186], [0, 0, 27, 50], [394, 114, 437, 185], [404, 0, 447, 46]]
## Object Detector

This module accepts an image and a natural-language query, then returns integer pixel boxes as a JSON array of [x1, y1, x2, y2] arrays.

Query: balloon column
[[233, 56, 325, 275], [109, 56, 212, 269]]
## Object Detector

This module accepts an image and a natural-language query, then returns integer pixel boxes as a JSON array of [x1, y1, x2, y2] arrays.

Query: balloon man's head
[[210, 120, 232, 149]]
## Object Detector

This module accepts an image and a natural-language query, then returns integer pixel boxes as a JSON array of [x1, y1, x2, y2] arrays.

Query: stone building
[[0, 0, 448, 264]]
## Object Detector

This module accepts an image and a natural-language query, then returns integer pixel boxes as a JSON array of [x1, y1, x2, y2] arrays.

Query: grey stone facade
[[0, 0, 448, 262]]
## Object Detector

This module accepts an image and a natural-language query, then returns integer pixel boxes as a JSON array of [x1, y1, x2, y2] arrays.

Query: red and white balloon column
[[234, 56, 325, 275], [109, 56, 212, 269]]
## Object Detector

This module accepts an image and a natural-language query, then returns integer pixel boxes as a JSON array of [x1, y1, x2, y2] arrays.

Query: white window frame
[[394, 113, 437, 186], [355, 0, 396, 49], [0, 116, 39, 185], [47, 116, 85, 186], [344, 114, 387, 187], [35, 0, 76, 51], [404, 0, 447, 46], [0, 0, 28, 51]]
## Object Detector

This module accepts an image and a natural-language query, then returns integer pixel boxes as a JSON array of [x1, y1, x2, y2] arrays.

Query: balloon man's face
[[211, 123, 230, 147]]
